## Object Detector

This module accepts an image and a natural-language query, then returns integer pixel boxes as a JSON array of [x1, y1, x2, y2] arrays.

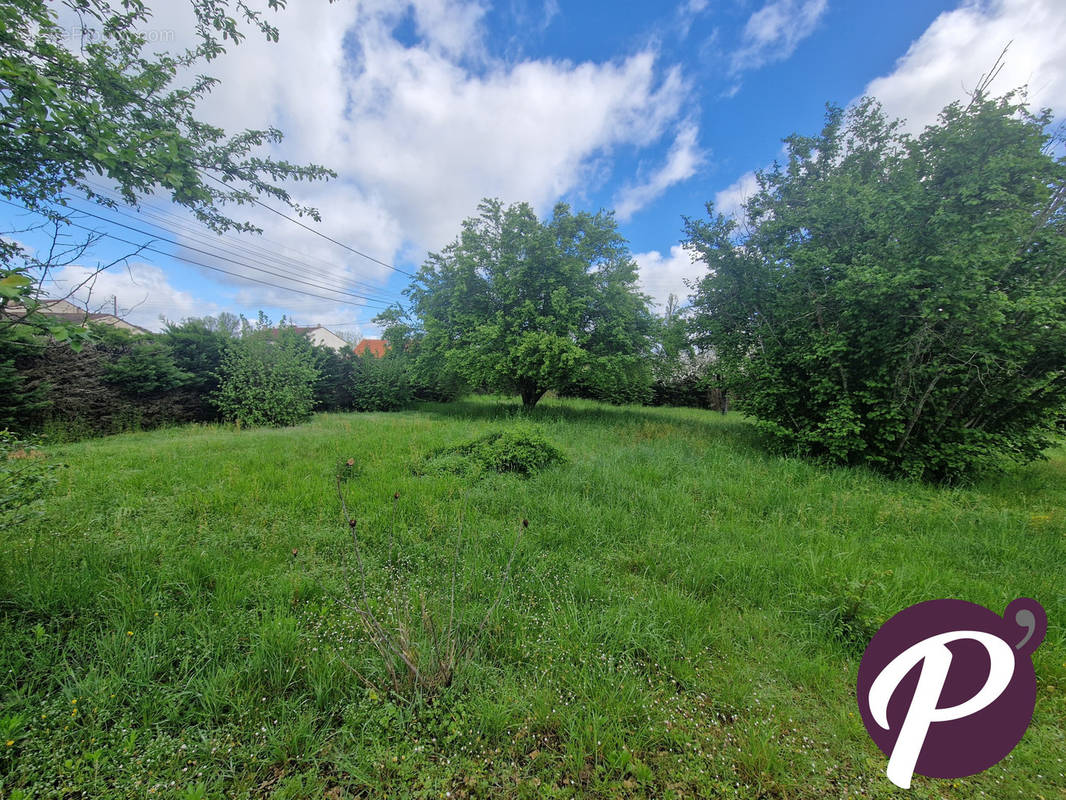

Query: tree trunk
[[519, 383, 546, 408]]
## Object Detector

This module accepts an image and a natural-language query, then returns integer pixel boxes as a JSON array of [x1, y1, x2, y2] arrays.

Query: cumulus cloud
[[730, 0, 828, 74], [87, 0, 696, 324], [634, 244, 704, 310], [713, 170, 759, 219], [863, 0, 1066, 132], [614, 122, 705, 221]]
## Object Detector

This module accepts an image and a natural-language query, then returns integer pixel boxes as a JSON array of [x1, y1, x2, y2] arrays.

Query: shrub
[[420, 424, 566, 476], [686, 90, 1066, 481], [312, 345, 355, 411], [161, 316, 237, 415], [212, 328, 319, 427], [559, 355, 652, 406], [0, 430, 63, 527], [350, 353, 412, 412], [14, 339, 205, 438], [103, 339, 193, 396]]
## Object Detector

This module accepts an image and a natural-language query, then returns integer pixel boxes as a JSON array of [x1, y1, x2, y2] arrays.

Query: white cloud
[[677, 0, 709, 38], [863, 0, 1066, 132], [614, 121, 705, 220], [46, 262, 222, 332], [714, 170, 759, 219], [634, 244, 704, 310], [730, 0, 828, 74], [95, 0, 694, 326]]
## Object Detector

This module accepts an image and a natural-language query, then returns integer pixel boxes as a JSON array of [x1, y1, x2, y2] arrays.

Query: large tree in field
[[686, 88, 1066, 482], [407, 199, 654, 408]]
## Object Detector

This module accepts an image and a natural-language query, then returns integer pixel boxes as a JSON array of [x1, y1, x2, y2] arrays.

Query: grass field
[[1, 397, 1064, 799]]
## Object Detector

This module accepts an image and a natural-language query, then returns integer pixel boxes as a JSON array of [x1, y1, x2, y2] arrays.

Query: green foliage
[[0, 330, 49, 430], [350, 352, 412, 412], [0, 0, 333, 235], [0, 430, 62, 527], [560, 354, 653, 405], [103, 339, 193, 396], [161, 315, 238, 395], [420, 424, 566, 476], [212, 323, 319, 427], [311, 345, 355, 412], [407, 199, 654, 407], [686, 90, 1066, 481], [13, 339, 206, 438]]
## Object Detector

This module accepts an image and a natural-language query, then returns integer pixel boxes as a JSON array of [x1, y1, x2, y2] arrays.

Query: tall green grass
[[1, 397, 1063, 798]]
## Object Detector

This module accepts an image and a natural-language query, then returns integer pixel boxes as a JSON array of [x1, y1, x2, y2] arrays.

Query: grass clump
[[419, 423, 566, 476]]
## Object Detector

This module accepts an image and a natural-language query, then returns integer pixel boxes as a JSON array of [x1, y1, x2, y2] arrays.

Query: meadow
[[1, 397, 1063, 799]]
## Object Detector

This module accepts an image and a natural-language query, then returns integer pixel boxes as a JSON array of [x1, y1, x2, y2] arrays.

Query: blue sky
[[4, 0, 1065, 335]]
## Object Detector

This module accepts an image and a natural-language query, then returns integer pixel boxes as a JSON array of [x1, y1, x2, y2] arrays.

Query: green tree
[[686, 89, 1066, 481], [103, 338, 193, 396], [407, 199, 654, 408], [212, 319, 319, 427], [162, 315, 238, 396]]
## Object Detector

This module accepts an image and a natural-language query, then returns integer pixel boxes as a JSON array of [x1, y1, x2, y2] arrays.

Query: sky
[[5, 0, 1066, 336]]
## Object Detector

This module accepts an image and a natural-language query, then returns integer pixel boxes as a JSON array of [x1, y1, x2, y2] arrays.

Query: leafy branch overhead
[[0, 0, 335, 236]]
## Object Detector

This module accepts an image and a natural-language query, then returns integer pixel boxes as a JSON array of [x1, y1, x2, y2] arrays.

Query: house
[[353, 338, 388, 357], [6, 299, 151, 335], [288, 325, 349, 351]]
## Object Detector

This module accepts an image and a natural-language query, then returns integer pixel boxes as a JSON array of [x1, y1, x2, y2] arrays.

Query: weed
[[334, 462, 525, 700]]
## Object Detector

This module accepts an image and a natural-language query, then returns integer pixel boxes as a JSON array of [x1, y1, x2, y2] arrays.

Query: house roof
[[7, 300, 151, 335], [353, 338, 388, 357]]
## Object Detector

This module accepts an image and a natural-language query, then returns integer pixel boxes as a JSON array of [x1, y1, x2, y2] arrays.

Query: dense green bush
[[559, 355, 652, 405], [14, 334, 206, 438], [212, 328, 319, 427], [312, 345, 356, 411], [350, 352, 412, 412], [686, 91, 1066, 481], [0, 330, 48, 430], [103, 339, 193, 396]]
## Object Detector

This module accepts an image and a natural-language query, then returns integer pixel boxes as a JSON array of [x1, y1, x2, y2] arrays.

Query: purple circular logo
[[856, 598, 1046, 789]]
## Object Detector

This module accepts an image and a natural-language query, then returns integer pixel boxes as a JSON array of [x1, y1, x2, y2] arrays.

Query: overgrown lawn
[[1, 397, 1063, 798]]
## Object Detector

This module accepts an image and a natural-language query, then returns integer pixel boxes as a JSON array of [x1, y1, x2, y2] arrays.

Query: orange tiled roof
[[353, 338, 388, 357]]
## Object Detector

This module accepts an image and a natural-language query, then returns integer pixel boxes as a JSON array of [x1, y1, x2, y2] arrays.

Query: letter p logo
[[857, 599, 1045, 788]]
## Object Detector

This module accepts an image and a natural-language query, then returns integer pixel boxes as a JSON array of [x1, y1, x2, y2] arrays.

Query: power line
[[57, 202, 397, 308], [201, 172, 416, 279], [78, 180, 402, 298], [2, 199, 381, 309]]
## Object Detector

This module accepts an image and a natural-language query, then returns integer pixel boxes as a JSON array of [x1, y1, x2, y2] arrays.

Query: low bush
[[0, 430, 63, 527], [419, 424, 566, 476], [212, 328, 319, 427]]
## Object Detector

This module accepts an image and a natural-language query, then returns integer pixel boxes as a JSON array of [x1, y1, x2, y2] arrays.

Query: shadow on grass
[[410, 397, 1066, 498], [413, 395, 748, 436]]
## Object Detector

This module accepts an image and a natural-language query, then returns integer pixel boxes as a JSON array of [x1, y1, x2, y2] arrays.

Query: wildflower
[[127, 631, 134, 636], [5, 740, 12, 746]]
